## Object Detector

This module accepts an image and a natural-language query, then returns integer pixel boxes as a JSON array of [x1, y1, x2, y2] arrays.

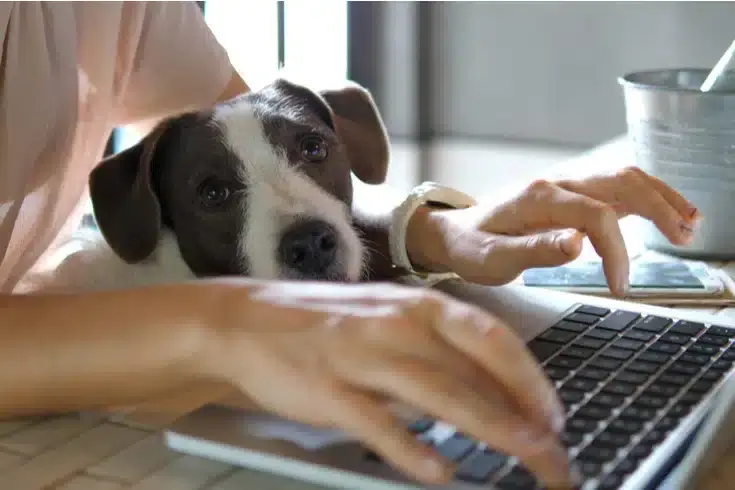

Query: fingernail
[[423, 456, 450, 481], [544, 392, 566, 433], [617, 277, 629, 297], [689, 206, 699, 219], [559, 231, 580, 257]]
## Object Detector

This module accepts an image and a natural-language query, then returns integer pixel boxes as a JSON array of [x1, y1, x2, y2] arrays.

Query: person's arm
[[112, 2, 250, 138], [0, 281, 247, 417], [352, 179, 453, 281]]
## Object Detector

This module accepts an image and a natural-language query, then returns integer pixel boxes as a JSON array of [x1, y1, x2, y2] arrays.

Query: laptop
[[163, 279, 735, 490]]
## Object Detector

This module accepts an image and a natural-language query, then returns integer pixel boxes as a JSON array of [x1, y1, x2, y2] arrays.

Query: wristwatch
[[388, 181, 477, 286]]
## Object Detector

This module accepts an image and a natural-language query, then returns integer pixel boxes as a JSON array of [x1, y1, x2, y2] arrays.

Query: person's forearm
[[123, 70, 251, 146], [0, 282, 241, 418], [351, 179, 451, 279]]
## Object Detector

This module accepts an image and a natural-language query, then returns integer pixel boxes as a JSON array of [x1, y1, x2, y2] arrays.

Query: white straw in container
[[700, 39, 735, 92]]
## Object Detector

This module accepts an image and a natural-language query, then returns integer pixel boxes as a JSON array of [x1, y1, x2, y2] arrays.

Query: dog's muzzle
[[278, 219, 342, 280]]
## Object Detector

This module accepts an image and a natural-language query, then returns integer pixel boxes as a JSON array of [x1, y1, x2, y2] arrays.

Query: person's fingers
[[454, 229, 585, 284], [315, 386, 454, 485], [339, 356, 574, 488], [427, 298, 566, 434], [556, 167, 693, 245], [491, 180, 630, 294]]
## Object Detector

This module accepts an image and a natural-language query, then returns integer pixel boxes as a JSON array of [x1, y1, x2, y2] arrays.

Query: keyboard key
[[602, 381, 637, 396], [648, 341, 681, 355], [688, 343, 720, 356], [620, 406, 657, 421], [613, 338, 645, 351], [698, 334, 730, 347], [573, 337, 607, 350], [616, 371, 649, 385], [566, 418, 599, 434], [598, 474, 625, 490], [577, 461, 603, 478], [408, 418, 434, 434], [589, 357, 623, 370], [435, 434, 476, 461], [700, 369, 725, 383], [659, 373, 690, 386], [576, 305, 610, 317], [706, 326, 735, 338], [627, 361, 660, 374], [561, 431, 583, 448], [565, 312, 600, 325], [554, 320, 590, 334], [559, 390, 585, 407], [576, 405, 611, 420], [613, 458, 638, 477], [667, 362, 702, 376], [589, 393, 626, 409], [638, 351, 670, 364], [628, 443, 653, 461], [547, 356, 583, 370], [598, 311, 641, 332], [646, 383, 680, 398], [680, 392, 703, 405], [624, 329, 655, 342], [577, 445, 617, 463], [720, 347, 735, 361], [563, 378, 599, 392], [633, 394, 668, 410], [578, 367, 610, 381], [495, 466, 537, 490], [585, 328, 618, 341], [601, 347, 634, 361], [710, 359, 733, 372], [561, 346, 596, 359], [660, 333, 691, 345], [593, 431, 631, 449], [690, 380, 716, 394], [455, 450, 507, 484], [527, 339, 562, 362], [655, 416, 680, 432], [669, 321, 704, 336], [538, 328, 578, 344], [544, 366, 570, 381], [669, 404, 692, 419], [641, 429, 666, 445], [678, 353, 711, 366], [608, 418, 644, 435], [634, 316, 671, 333]]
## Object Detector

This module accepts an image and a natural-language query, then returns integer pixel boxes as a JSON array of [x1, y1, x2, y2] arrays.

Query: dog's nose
[[278, 219, 338, 277]]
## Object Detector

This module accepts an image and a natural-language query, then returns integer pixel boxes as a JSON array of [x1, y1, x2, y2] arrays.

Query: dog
[[17, 78, 399, 294]]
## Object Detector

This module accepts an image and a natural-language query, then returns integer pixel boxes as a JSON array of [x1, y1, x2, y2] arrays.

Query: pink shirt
[[0, 1, 233, 292]]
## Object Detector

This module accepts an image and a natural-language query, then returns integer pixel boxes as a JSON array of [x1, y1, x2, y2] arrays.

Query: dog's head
[[89, 79, 389, 282]]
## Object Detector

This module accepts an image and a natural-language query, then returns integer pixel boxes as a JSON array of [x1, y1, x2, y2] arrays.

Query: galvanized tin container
[[619, 68, 735, 259]]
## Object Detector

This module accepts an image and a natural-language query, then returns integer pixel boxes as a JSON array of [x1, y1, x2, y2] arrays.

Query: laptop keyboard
[[364, 304, 735, 489]]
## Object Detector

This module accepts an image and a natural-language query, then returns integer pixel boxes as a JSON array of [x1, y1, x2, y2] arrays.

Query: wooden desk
[[2, 136, 734, 489]]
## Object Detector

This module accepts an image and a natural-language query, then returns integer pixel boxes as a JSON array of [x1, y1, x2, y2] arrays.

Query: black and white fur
[[17, 79, 391, 294]]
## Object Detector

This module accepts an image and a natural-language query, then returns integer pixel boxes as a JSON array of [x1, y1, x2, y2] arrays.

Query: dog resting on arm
[[17, 78, 416, 294]]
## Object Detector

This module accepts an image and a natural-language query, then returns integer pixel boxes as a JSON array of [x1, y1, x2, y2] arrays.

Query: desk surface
[[4, 136, 735, 490]]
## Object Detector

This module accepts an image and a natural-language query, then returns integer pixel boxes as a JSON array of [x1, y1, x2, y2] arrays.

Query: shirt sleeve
[[114, 1, 234, 125]]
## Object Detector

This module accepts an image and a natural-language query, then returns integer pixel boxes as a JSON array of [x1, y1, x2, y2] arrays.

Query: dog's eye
[[300, 135, 328, 162], [198, 179, 231, 208]]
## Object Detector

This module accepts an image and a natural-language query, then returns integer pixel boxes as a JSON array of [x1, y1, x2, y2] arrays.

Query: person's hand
[[201, 281, 575, 488], [408, 166, 700, 296]]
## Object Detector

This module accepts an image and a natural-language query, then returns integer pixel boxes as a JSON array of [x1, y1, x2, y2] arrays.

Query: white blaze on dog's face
[[88, 79, 390, 282], [214, 89, 363, 280]]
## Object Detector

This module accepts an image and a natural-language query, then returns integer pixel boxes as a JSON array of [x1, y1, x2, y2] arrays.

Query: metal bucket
[[619, 68, 735, 259]]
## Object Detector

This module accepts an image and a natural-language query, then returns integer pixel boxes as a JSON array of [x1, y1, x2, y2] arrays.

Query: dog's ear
[[89, 123, 169, 263], [319, 83, 389, 185]]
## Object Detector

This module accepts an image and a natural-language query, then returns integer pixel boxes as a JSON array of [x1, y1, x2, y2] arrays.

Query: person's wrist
[[405, 205, 454, 274]]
